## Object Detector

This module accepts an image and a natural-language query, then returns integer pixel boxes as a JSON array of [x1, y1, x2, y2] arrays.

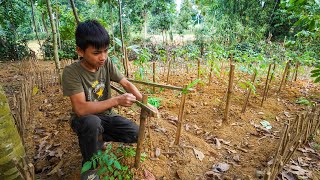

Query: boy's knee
[[80, 115, 102, 134]]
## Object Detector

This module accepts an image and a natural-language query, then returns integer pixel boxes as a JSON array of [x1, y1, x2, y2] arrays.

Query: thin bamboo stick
[[278, 60, 291, 93], [174, 85, 187, 145], [242, 71, 257, 113], [261, 64, 272, 106], [134, 95, 148, 168], [153, 62, 155, 93], [223, 64, 235, 122]]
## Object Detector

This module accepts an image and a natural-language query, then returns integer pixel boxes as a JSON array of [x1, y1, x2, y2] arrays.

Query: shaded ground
[[0, 59, 319, 180]]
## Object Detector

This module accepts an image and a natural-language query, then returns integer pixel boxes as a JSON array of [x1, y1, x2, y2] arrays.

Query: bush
[[42, 38, 77, 60]]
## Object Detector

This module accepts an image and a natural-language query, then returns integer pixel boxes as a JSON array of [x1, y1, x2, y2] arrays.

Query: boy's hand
[[117, 93, 136, 107]]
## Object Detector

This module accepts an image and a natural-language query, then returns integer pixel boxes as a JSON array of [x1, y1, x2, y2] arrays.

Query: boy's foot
[[143, 169, 155, 180], [81, 170, 100, 180]]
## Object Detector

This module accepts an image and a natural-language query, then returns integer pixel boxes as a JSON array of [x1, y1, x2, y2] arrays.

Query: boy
[[62, 20, 156, 180]]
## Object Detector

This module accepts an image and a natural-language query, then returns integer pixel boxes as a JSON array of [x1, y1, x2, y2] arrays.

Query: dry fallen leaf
[[155, 148, 161, 157], [212, 162, 230, 173], [193, 148, 205, 161]]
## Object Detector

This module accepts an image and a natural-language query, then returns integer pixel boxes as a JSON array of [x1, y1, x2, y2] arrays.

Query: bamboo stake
[[197, 58, 200, 80], [261, 64, 272, 106], [223, 64, 235, 122], [268, 124, 288, 180], [166, 60, 171, 83], [293, 61, 299, 81], [174, 85, 187, 145], [278, 60, 291, 93], [134, 95, 148, 168], [242, 71, 257, 113], [208, 63, 213, 84], [265, 63, 276, 100], [153, 62, 155, 93]]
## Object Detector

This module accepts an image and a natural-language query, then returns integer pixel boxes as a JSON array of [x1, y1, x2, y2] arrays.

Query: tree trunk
[[41, 12, 50, 38], [46, 0, 61, 72], [0, 85, 26, 180], [108, 0, 115, 49], [117, 0, 128, 77], [55, 0, 61, 49], [30, 0, 41, 47], [143, 11, 147, 48], [69, 0, 80, 24]]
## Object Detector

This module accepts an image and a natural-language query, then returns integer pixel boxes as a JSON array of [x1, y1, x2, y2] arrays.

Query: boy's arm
[[70, 91, 136, 117], [119, 78, 159, 116], [119, 78, 143, 101]]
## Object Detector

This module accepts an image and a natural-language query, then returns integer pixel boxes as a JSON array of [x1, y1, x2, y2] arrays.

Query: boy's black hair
[[75, 20, 110, 51]]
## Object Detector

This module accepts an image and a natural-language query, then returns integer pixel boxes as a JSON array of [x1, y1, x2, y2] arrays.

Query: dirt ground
[[0, 59, 319, 180]]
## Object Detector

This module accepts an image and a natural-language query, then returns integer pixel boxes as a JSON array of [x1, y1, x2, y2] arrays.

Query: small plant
[[295, 97, 314, 106], [148, 97, 161, 108], [81, 143, 147, 180], [182, 79, 200, 94]]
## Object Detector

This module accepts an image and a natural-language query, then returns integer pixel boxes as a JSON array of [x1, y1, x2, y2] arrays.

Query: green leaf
[[311, 69, 320, 74], [113, 160, 122, 170], [311, 73, 320, 77], [81, 161, 92, 174], [315, 76, 320, 83], [103, 176, 109, 180], [107, 165, 114, 173], [110, 176, 115, 180], [114, 170, 119, 177], [93, 160, 97, 169], [118, 174, 123, 180], [107, 158, 114, 166], [182, 79, 200, 94], [97, 166, 107, 175], [122, 166, 128, 171]]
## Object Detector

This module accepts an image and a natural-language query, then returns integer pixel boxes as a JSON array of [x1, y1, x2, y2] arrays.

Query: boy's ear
[[76, 46, 84, 57]]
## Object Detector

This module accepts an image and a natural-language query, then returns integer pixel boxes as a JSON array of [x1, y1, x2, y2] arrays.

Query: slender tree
[[30, 0, 41, 49], [46, 0, 61, 72], [69, 0, 80, 24]]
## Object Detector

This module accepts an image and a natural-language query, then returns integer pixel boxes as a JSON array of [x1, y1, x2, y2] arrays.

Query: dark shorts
[[71, 114, 139, 164]]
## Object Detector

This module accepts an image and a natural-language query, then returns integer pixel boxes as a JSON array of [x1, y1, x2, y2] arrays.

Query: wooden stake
[[166, 60, 171, 83], [208, 63, 213, 84], [261, 64, 272, 106], [265, 63, 276, 100], [293, 61, 299, 81], [174, 85, 187, 145], [135, 95, 148, 168], [223, 64, 235, 122], [153, 61, 156, 93], [278, 60, 291, 93], [197, 58, 200, 80], [242, 71, 257, 113]]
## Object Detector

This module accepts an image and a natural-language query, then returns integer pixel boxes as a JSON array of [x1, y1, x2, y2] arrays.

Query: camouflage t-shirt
[[62, 58, 123, 116]]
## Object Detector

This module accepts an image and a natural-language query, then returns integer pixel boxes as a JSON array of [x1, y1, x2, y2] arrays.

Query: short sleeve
[[107, 59, 124, 82], [62, 66, 84, 96]]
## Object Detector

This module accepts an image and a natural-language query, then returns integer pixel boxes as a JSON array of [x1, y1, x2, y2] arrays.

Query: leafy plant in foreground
[[81, 143, 147, 180]]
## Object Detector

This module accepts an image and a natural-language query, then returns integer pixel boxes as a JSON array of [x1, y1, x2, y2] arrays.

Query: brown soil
[[0, 60, 319, 180]]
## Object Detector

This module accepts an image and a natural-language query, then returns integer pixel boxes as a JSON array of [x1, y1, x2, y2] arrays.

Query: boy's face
[[77, 45, 108, 69]]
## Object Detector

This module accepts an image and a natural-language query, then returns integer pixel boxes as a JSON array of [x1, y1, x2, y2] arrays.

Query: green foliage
[[295, 97, 315, 106], [149, 0, 176, 33], [82, 143, 146, 180], [182, 79, 200, 94], [148, 97, 161, 108], [311, 65, 320, 83], [0, 0, 31, 60]]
